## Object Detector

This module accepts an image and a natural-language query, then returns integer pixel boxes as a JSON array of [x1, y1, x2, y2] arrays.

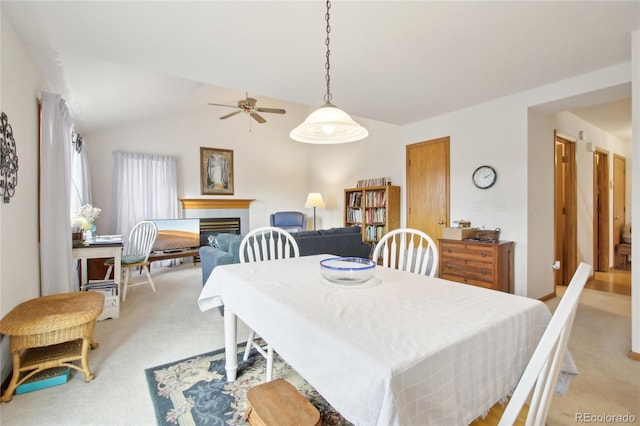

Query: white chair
[[239, 226, 300, 381], [470, 262, 592, 426], [105, 221, 158, 301], [372, 228, 439, 276]]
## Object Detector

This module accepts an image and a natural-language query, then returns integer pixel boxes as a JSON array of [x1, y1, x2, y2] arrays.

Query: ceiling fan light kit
[[208, 93, 286, 124], [290, 0, 368, 145]]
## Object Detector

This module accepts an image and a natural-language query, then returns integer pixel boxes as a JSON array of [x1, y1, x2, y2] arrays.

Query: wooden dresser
[[438, 239, 514, 292]]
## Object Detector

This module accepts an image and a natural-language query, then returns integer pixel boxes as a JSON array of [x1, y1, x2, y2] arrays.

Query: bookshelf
[[344, 185, 400, 243]]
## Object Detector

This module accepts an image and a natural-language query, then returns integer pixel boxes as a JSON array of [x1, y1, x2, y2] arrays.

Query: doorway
[[554, 132, 577, 286], [406, 137, 450, 240], [593, 149, 610, 272]]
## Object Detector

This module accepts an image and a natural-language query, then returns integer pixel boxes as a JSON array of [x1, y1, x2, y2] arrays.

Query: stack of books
[[83, 280, 119, 320]]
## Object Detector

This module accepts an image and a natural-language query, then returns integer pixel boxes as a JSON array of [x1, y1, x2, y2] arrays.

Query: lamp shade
[[71, 216, 91, 231], [290, 103, 368, 144], [305, 193, 325, 208]]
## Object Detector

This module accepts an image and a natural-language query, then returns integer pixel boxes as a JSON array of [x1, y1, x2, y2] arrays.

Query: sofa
[[199, 226, 371, 286]]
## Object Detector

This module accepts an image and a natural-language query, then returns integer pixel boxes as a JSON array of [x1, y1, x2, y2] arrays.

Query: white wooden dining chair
[[470, 262, 592, 426], [239, 226, 300, 381], [104, 220, 158, 301], [372, 228, 439, 277]]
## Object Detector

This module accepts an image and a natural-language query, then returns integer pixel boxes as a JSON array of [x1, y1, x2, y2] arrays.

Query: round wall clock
[[472, 165, 497, 189]]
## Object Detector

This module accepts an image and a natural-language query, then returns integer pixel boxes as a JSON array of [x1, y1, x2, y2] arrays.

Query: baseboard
[[629, 351, 640, 361]]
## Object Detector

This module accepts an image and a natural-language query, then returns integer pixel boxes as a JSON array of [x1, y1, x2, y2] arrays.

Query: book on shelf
[[356, 177, 390, 188], [347, 191, 363, 207], [365, 225, 386, 241], [365, 190, 388, 207], [347, 208, 363, 223]]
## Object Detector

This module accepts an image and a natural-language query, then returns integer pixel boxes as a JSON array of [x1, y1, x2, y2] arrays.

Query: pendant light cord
[[324, 0, 332, 105]]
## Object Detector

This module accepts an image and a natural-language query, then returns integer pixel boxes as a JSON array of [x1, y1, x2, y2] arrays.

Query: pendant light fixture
[[290, 0, 368, 144]]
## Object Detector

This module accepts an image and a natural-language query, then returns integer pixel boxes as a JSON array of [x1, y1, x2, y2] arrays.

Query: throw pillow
[[207, 235, 220, 248], [215, 233, 243, 251]]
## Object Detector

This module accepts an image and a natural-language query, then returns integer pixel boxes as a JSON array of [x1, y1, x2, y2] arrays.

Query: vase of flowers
[[72, 204, 101, 240]]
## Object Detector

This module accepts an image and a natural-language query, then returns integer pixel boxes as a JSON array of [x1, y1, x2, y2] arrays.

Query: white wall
[[400, 63, 631, 297], [305, 118, 403, 230], [0, 10, 46, 380], [526, 109, 556, 299]]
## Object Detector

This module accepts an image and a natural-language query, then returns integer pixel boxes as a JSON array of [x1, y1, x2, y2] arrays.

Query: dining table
[[198, 254, 575, 426]]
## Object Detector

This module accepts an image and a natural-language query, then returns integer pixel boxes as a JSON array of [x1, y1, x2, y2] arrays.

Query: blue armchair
[[269, 211, 306, 232]]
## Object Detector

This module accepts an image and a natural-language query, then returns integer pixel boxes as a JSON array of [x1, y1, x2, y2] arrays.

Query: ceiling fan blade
[[220, 110, 242, 120], [250, 112, 266, 123], [256, 107, 286, 114], [208, 102, 238, 108]]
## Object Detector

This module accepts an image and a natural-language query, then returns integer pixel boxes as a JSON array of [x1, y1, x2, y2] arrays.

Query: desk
[[198, 255, 571, 425], [73, 242, 122, 292]]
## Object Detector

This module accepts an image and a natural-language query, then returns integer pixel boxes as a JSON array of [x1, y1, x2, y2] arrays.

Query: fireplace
[[180, 198, 253, 238], [200, 217, 241, 246]]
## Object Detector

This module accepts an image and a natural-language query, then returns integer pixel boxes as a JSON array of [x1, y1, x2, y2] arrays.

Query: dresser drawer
[[440, 242, 494, 263], [440, 259, 495, 286]]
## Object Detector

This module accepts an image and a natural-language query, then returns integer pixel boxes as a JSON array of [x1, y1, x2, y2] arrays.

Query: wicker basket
[[475, 228, 501, 241]]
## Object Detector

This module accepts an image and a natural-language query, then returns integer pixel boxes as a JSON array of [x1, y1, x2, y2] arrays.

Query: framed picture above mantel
[[200, 147, 234, 195]]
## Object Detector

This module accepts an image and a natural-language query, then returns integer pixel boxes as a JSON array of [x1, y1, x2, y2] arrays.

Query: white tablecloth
[[198, 255, 565, 426]]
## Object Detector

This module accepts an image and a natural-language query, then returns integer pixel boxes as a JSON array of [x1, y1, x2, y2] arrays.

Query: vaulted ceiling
[[2, 1, 637, 139]]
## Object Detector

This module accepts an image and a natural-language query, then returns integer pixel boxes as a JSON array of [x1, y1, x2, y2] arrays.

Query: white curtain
[[39, 92, 74, 295], [70, 134, 92, 214], [110, 152, 179, 240]]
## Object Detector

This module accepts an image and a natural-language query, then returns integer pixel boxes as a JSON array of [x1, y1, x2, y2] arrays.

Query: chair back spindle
[[373, 228, 438, 277], [240, 227, 300, 264]]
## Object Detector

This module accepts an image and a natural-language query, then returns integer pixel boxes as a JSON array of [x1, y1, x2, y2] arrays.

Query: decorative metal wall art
[[73, 132, 83, 153], [0, 112, 19, 203]]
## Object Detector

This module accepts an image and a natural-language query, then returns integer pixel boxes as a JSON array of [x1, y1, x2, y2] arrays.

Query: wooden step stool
[[245, 379, 321, 426]]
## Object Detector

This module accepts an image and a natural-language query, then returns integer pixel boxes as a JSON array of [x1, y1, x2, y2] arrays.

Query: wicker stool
[[245, 379, 321, 426], [0, 292, 104, 402]]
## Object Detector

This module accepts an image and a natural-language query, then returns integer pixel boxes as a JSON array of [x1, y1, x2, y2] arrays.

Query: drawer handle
[[447, 248, 452, 253], [481, 251, 487, 257], [481, 269, 487, 275]]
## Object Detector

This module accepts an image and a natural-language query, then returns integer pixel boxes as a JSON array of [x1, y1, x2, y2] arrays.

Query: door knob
[[438, 219, 445, 225]]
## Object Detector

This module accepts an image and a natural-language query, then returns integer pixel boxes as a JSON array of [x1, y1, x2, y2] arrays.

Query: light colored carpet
[[0, 264, 637, 425]]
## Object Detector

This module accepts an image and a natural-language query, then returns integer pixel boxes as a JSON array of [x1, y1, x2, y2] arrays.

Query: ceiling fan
[[208, 93, 286, 123]]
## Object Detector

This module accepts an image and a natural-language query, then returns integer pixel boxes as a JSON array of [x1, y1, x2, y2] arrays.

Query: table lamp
[[305, 193, 325, 231]]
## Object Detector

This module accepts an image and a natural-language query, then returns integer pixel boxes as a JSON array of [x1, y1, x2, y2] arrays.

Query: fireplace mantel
[[180, 199, 254, 210]]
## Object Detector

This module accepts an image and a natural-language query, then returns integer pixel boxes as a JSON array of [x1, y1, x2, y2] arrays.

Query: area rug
[[145, 345, 351, 426]]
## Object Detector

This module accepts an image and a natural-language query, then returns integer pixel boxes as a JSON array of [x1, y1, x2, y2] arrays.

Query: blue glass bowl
[[320, 257, 376, 283]]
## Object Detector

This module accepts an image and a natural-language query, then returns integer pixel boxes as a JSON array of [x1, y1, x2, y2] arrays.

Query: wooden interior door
[[406, 137, 450, 241], [554, 133, 577, 285], [613, 154, 626, 254], [593, 149, 610, 271]]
